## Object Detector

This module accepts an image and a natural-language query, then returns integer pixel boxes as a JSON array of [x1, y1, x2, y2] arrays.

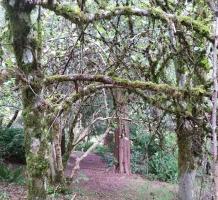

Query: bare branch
[[69, 126, 111, 178], [6, 110, 19, 128]]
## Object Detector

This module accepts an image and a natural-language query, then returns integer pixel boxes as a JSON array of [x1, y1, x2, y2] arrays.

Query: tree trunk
[[177, 123, 197, 200], [114, 90, 131, 175], [175, 61, 199, 200], [4, 1, 49, 199], [61, 128, 66, 156], [51, 119, 64, 183], [212, 7, 218, 200]]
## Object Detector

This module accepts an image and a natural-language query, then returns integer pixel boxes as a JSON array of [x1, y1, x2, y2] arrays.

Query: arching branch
[[40, 3, 212, 41], [44, 74, 209, 99]]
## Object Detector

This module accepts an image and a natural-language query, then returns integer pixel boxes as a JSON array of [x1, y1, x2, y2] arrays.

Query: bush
[[130, 125, 178, 183], [75, 141, 93, 152], [0, 163, 25, 184], [94, 145, 110, 157], [95, 145, 115, 167], [148, 151, 178, 182], [0, 192, 10, 200], [0, 128, 25, 163]]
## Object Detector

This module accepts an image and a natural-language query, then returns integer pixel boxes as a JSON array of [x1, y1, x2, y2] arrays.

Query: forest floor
[[0, 152, 177, 200]]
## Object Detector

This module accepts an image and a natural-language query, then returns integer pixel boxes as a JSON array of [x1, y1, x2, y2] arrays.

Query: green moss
[[122, 6, 134, 14], [26, 153, 48, 177], [149, 7, 165, 19], [112, 77, 183, 97], [53, 3, 86, 23], [178, 16, 210, 38], [191, 85, 205, 96], [199, 57, 210, 71], [177, 119, 198, 175]]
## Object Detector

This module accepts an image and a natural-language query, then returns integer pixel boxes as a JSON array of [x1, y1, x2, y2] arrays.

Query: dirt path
[[65, 151, 176, 200], [0, 152, 176, 200], [65, 152, 128, 194]]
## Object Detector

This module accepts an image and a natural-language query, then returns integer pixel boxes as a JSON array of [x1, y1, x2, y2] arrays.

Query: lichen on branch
[[44, 74, 209, 99], [39, 2, 212, 41]]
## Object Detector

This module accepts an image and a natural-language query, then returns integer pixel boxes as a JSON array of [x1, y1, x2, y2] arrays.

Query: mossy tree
[[3, 1, 49, 199], [1, 0, 215, 199]]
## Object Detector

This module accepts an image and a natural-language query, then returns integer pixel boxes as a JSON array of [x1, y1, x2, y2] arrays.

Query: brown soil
[[65, 151, 176, 200], [67, 152, 129, 193], [0, 152, 176, 200], [0, 182, 27, 200]]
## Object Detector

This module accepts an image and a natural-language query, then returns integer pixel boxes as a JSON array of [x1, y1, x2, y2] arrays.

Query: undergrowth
[[0, 163, 25, 185]]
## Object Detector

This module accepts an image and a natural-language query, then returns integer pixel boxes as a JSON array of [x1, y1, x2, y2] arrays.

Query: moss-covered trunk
[[177, 120, 197, 200], [4, 1, 49, 199]]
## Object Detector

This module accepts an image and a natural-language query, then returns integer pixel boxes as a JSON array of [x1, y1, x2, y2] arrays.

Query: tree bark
[[177, 120, 197, 200], [114, 90, 131, 175], [61, 128, 66, 156], [4, 1, 49, 199], [175, 67, 201, 199], [6, 110, 19, 128], [211, 6, 218, 200], [51, 118, 64, 183]]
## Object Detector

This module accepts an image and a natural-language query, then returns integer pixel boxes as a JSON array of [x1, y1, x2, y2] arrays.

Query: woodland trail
[[65, 152, 129, 195], [0, 152, 176, 200], [64, 151, 176, 200]]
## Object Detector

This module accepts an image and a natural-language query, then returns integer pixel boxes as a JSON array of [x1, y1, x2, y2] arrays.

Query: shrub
[[130, 125, 178, 182], [0, 128, 25, 163], [94, 145, 110, 157], [75, 141, 93, 152], [0, 163, 25, 184], [95, 145, 115, 167], [148, 151, 178, 182], [0, 192, 10, 200]]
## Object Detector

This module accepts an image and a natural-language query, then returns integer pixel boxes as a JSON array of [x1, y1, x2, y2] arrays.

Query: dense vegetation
[[0, 0, 218, 200]]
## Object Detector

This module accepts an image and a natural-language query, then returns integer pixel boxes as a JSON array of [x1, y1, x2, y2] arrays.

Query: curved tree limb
[[39, 3, 212, 41], [44, 74, 209, 99]]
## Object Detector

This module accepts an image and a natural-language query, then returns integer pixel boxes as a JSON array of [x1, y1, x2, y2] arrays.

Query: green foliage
[[148, 151, 178, 182], [94, 145, 110, 157], [131, 125, 178, 182], [0, 164, 25, 184], [0, 128, 25, 163], [0, 78, 20, 126], [95, 145, 115, 167], [75, 141, 93, 152], [0, 192, 10, 200], [47, 185, 72, 195]]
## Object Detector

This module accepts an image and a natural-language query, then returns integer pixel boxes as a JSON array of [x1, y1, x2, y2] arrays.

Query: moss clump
[[149, 6, 166, 19], [26, 153, 48, 177], [178, 16, 210, 38], [52, 3, 87, 23], [122, 6, 133, 14], [190, 85, 205, 96], [199, 57, 210, 71]]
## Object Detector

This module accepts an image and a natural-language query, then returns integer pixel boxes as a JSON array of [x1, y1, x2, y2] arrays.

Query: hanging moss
[[178, 16, 211, 39]]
